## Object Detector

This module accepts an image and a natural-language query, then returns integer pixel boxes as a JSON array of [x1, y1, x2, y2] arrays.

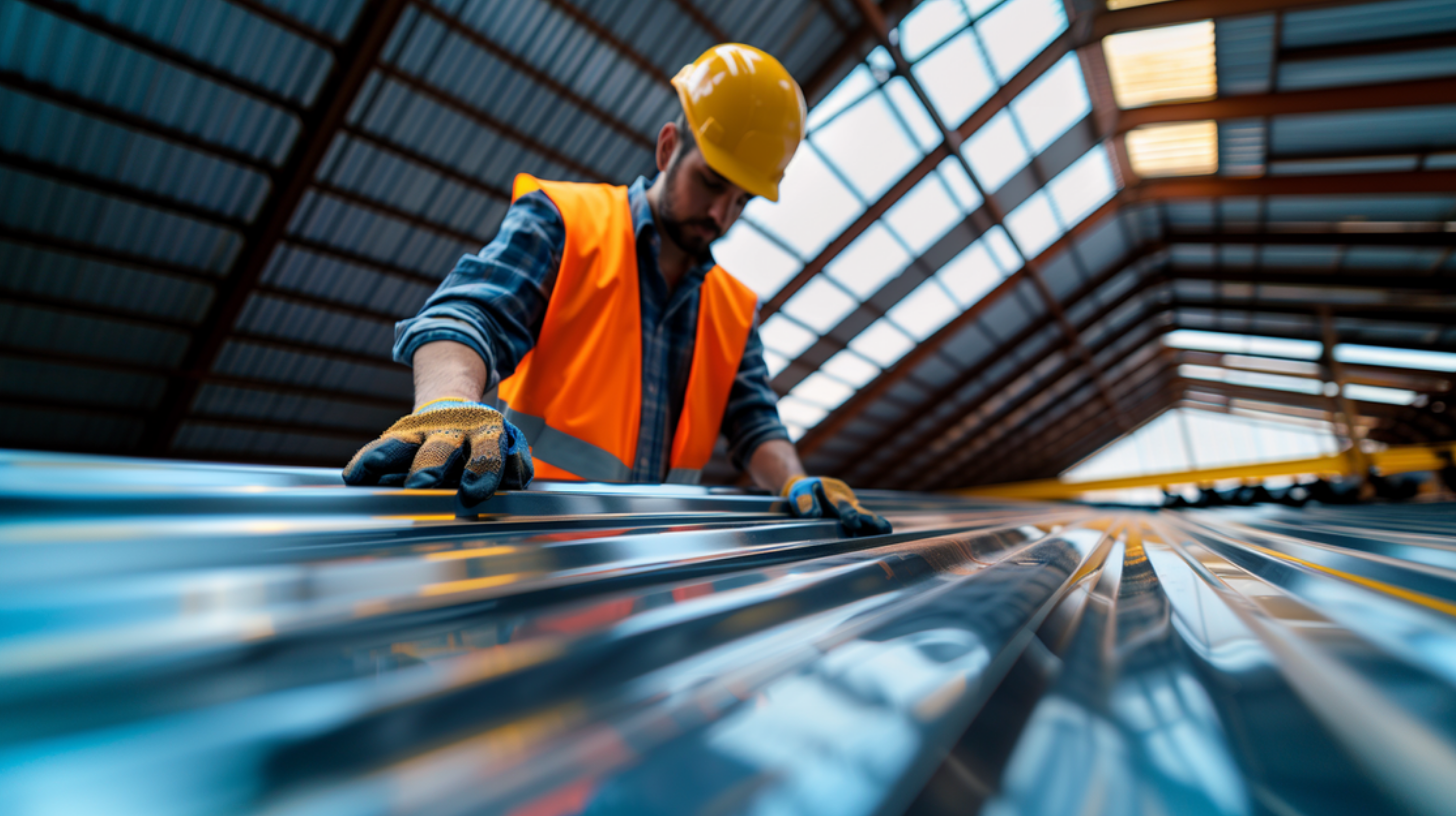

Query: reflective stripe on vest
[[497, 174, 758, 483]]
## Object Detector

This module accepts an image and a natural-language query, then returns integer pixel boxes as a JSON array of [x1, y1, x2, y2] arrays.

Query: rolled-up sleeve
[[721, 313, 791, 470], [393, 191, 565, 387]]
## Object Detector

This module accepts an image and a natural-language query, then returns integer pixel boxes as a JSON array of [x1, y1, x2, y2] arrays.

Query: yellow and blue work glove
[[781, 475, 892, 537], [342, 399, 533, 508]]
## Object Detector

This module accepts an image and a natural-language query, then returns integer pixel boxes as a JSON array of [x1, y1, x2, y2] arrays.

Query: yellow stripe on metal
[[1244, 542, 1456, 619], [953, 442, 1456, 500]]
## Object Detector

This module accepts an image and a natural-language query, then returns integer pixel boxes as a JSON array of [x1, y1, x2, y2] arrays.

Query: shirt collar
[[628, 176, 717, 280]]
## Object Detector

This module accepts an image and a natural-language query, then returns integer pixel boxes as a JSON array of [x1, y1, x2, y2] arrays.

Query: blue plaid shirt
[[394, 176, 789, 482]]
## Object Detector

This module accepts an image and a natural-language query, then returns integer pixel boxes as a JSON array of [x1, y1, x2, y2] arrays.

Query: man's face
[[657, 136, 752, 258]]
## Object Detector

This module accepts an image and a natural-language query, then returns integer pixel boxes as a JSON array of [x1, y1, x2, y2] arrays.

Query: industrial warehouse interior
[[3, 0, 1456, 813]]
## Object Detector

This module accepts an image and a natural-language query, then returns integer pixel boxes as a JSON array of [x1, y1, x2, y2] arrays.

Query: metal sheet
[[2, 451, 1455, 815]]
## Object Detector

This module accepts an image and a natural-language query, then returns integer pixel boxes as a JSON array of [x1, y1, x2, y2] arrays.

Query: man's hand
[[781, 475, 891, 537], [342, 400, 533, 507]]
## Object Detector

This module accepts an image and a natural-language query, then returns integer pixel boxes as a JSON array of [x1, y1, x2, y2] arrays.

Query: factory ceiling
[[1, 0, 1454, 489]]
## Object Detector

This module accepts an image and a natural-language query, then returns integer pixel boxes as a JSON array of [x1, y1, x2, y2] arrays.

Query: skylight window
[[825, 224, 912, 298], [713, 222, 800, 299], [887, 280, 960, 340], [1126, 121, 1218, 177], [1343, 383, 1417, 405], [1048, 145, 1116, 226], [763, 349, 790, 377], [898, 0, 969, 61], [977, 0, 1068, 81], [1164, 330, 1322, 359], [983, 226, 1023, 272], [1103, 20, 1217, 108], [912, 30, 996, 125], [811, 93, 923, 200], [776, 395, 829, 428], [821, 349, 881, 387], [1011, 54, 1091, 152], [1063, 407, 1338, 485], [759, 314, 818, 358], [849, 318, 916, 367], [884, 78, 941, 152], [780, 276, 859, 333], [964, 111, 1031, 192], [1005, 192, 1062, 257], [936, 240, 1004, 307], [805, 64, 877, 131], [1179, 364, 1325, 396], [937, 157, 983, 211], [790, 373, 856, 411], [886, 173, 963, 254], [744, 146, 863, 259], [1335, 344, 1456, 372]]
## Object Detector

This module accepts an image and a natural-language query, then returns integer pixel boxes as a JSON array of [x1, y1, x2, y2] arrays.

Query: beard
[[658, 158, 721, 259]]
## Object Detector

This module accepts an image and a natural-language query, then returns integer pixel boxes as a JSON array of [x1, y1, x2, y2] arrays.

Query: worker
[[343, 44, 890, 537]]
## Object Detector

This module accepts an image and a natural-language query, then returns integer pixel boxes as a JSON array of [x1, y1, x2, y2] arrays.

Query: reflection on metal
[[3, 451, 1456, 815], [959, 441, 1456, 500]]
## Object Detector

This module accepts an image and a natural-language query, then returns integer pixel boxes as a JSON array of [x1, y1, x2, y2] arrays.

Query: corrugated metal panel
[[1216, 13, 1275, 96], [1282, 0, 1456, 47], [0, 0, 301, 164], [0, 353, 165, 409], [0, 239, 214, 323], [0, 86, 270, 221], [1270, 105, 1456, 157], [236, 293, 396, 359], [212, 339, 411, 397], [261, 244, 437, 317], [67, 0, 335, 104], [1219, 117, 1266, 177], [1278, 47, 1456, 91], [0, 300, 190, 366], [0, 166, 242, 273]]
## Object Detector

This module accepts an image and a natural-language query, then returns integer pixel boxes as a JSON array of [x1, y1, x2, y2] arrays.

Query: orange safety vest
[[496, 174, 759, 485]]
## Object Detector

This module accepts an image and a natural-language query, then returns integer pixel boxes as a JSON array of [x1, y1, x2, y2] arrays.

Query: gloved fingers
[[497, 420, 534, 490], [403, 431, 467, 489], [785, 479, 825, 518], [342, 437, 419, 486], [458, 420, 514, 508], [830, 499, 892, 537]]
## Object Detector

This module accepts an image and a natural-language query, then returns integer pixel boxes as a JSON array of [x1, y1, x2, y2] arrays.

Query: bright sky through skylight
[[888, 279, 960, 340], [965, 111, 1031, 192], [912, 30, 996, 124], [760, 314, 817, 358], [977, 0, 1068, 80], [1163, 330, 1324, 360], [1006, 192, 1061, 257], [811, 92, 923, 200], [826, 224, 912, 298], [1336, 344, 1456, 372], [745, 146, 862, 259], [850, 318, 916, 367], [1064, 407, 1339, 484], [780, 276, 859, 333], [1343, 383, 1418, 405], [1011, 55, 1091, 152], [821, 350, 881, 387], [712, 222, 800, 298], [898, 0, 969, 61], [937, 239, 1005, 307], [886, 173, 964, 254]]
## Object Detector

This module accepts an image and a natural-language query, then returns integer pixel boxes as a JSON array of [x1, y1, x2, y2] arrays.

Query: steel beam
[[143, 0, 411, 455], [1116, 77, 1456, 134], [1127, 170, 1456, 200]]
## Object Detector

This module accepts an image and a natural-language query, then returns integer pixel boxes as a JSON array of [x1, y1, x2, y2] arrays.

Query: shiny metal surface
[[3, 451, 1456, 815]]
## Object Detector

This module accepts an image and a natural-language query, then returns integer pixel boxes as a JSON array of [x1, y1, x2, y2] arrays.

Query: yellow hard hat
[[671, 44, 807, 202]]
